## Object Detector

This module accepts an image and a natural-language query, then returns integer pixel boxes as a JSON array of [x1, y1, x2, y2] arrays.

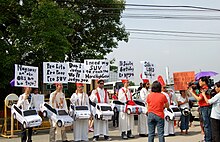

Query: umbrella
[[10, 79, 15, 87], [195, 71, 218, 80]]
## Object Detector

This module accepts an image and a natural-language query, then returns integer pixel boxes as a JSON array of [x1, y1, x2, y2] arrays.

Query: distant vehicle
[[164, 105, 181, 121], [93, 103, 114, 121], [11, 104, 42, 128], [69, 105, 91, 121], [104, 81, 123, 95], [40, 102, 73, 127]]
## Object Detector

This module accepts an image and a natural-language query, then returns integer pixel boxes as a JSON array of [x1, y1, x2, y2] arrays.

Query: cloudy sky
[[106, 0, 220, 84]]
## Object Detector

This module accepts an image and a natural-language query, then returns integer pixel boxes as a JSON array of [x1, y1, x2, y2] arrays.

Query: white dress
[[70, 92, 89, 141], [118, 87, 134, 132], [90, 87, 109, 136], [138, 88, 149, 135], [162, 92, 175, 136]]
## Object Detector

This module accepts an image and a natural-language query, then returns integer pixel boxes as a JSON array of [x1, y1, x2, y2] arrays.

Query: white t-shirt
[[208, 93, 220, 120], [178, 95, 189, 109]]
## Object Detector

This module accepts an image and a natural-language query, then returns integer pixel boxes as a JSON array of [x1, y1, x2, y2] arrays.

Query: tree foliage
[[0, 0, 128, 89]]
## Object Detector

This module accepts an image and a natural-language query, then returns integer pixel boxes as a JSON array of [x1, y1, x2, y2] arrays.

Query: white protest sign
[[142, 61, 155, 79], [68, 62, 91, 84], [31, 94, 44, 111], [84, 60, 110, 79], [118, 61, 134, 79], [15, 64, 38, 88], [43, 62, 68, 83]]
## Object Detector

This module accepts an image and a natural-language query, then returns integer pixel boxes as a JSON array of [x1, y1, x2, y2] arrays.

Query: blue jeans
[[200, 106, 212, 142], [148, 113, 165, 142], [180, 114, 189, 130]]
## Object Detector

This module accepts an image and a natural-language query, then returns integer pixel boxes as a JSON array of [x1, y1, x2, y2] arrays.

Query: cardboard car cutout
[[93, 103, 114, 121], [11, 104, 42, 128], [40, 102, 73, 127], [164, 105, 181, 121], [69, 104, 91, 121]]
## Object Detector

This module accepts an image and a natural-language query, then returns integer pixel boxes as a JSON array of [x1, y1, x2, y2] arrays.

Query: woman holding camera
[[178, 90, 190, 135], [202, 81, 220, 142]]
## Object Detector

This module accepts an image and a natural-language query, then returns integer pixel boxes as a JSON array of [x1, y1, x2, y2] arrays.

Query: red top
[[112, 95, 118, 100], [147, 92, 168, 119], [198, 93, 211, 107]]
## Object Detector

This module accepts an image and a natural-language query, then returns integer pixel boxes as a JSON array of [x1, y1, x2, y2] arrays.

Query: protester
[[178, 90, 190, 135], [118, 79, 135, 139], [70, 83, 89, 141], [147, 81, 169, 142], [138, 79, 150, 137], [90, 79, 112, 141], [190, 77, 212, 142], [17, 87, 33, 142], [49, 83, 69, 142], [201, 81, 220, 142], [112, 90, 119, 127], [88, 90, 94, 132], [138, 82, 143, 91]]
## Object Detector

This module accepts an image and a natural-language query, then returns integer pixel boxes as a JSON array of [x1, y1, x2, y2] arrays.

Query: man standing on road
[[118, 79, 135, 139], [49, 83, 69, 142], [138, 79, 150, 137], [90, 79, 112, 142]]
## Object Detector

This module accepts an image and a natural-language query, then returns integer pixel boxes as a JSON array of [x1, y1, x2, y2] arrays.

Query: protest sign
[[142, 61, 155, 79], [43, 62, 68, 83], [14, 64, 38, 88], [68, 62, 91, 84], [32, 95, 44, 111], [173, 71, 195, 91], [84, 60, 110, 79], [118, 60, 134, 80]]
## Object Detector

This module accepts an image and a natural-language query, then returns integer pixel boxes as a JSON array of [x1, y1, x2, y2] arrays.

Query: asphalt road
[[0, 121, 204, 142]]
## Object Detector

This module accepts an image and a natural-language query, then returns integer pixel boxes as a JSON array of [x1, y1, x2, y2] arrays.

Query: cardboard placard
[[142, 61, 155, 79], [118, 60, 134, 79], [43, 62, 68, 83], [68, 62, 91, 84], [84, 60, 110, 79], [31, 94, 45, 111], [14, 64, 38, 88], [173, 71, 195, 91]]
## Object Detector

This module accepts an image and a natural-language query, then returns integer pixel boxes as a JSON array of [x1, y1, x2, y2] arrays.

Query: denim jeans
[[180, 114, 189, 131], [148, 113, 165, 142], [200, 106, 212, 142]]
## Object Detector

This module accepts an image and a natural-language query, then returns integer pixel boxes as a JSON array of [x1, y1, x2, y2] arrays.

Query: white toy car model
[[94, 103, 114, 121], [164, 105, 181, 121], [69, 104, 91, 121], [11, 104, 42, 128], [40, 102, 73, 127]]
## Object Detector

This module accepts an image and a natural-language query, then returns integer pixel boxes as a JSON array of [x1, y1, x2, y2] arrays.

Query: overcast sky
[[106, 0, 220, 84]]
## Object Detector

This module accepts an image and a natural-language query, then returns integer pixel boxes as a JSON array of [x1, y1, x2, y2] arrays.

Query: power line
[[129, 31, 220, 39], [129, 37, 220, 41], [126, 28, 220, 36]]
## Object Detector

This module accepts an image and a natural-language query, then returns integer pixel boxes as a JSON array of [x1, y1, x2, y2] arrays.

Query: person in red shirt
[[190, 77, 212, 142], [147, 81, 169, 142]]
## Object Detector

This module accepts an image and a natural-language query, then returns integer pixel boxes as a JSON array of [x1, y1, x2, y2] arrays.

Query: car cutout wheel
[[23, 122, 27, 129], [127, 109, 131, 115], [57, 120, 62, 127], [43, 111, 47, 118], [165, 116, 170, 121]]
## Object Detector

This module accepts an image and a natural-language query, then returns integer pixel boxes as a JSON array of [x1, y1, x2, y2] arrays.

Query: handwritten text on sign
[[15, 64, 38, 88], [68, 62, 91, 84], [173, 71, 195, 91], [118, 61, 134, 79], [84, 60, 109, 79], [142, 61, 155, 79], [43, 62, 68, 83]]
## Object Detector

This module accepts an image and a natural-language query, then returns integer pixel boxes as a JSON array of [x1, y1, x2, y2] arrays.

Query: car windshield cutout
[[23, 110, 37, 116], [172, 108, 180, 112], [101, 106, 112, 111], [76, 106, 89, 110], [58, 110, 68, 116]]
